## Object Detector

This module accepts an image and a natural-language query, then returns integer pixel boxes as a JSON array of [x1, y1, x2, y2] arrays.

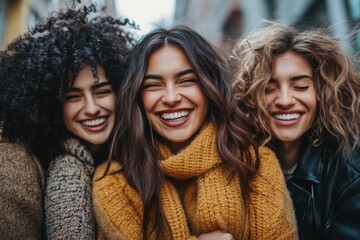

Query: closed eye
[[294, 86, 309, 91], [145, 83, 161, 88], [265, 80, 277, 94], [65, 95, 81, 101], [143, 80, 162, 89], [265, 88, 275, 94], [179, 78, 197, 86], [96, 89, 112, 95], [181, 78, 196, 83]]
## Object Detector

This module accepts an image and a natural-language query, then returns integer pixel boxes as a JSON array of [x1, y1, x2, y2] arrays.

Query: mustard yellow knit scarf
[[157, 123, 248, 239], [93, 123, 297, 239]]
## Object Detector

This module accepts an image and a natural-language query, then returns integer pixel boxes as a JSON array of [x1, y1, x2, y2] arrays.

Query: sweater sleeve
[[45, 154, 95, 239], [250, 147, 298, 240], [0, 142, 45, 240], [93, 162, 145, 240]]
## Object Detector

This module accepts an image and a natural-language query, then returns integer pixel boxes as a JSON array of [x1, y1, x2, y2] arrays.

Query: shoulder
[[93, 161, 139, 206], [48, 141, 94, 178], [253, 146, 286, 189], [331, 148, 360, 189], [0, 141, 45, 239], [49, 152, 83, 170], [248, 146, 298, 238], [346, 149, 360, 172], [258, 146, 282, 174], [93, 161, 124, 188], [46, 152, 94, 196], [258, 146, 278, 160], [93, 162, 143, 239], [0, 141, 45, 187]]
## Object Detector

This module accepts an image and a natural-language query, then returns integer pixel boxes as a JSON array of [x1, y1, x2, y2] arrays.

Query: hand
[[198, 230, 234, 240]]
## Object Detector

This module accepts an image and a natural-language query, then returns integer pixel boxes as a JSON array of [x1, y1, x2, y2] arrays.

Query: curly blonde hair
[[233, 22, 360, 156]]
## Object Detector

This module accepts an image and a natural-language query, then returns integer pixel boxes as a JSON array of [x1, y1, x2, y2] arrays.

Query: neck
[[275, 138, 302, 171], [85, 143, 101, 155]]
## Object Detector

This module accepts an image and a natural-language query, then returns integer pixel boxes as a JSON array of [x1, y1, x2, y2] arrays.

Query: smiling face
[[264, 51, 317, 147], [142, 45, 209, 153], [63, 66, 115, 154]]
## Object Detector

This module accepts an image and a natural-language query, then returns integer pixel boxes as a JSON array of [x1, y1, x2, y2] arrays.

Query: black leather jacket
[[287, 143, 360, 240]]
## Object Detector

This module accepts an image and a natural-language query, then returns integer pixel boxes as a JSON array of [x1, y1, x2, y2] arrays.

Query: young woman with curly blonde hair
[[233, 22, 360, 239]]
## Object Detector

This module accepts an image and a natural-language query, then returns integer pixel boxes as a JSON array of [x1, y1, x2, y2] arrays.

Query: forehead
[[72, 66, 108, 87], [272, 51, 313, 78], [146, 45, 192, 74]]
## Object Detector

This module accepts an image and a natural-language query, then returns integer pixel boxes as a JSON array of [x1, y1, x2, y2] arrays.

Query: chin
[[276, 136, 302, 143]]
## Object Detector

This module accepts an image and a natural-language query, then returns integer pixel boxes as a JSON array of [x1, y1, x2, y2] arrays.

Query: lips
[[273, 113, 301, 121], [160, 110, 190, 121], [157, 109, 191, 126], [80, 117, 108, 131], [82, 117, 107, 126]]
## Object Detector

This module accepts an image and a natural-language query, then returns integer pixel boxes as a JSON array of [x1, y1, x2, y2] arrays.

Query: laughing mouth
[[160, 111, 190, 121], [273, 113, 301, 121], [81, 117, 107, 127]]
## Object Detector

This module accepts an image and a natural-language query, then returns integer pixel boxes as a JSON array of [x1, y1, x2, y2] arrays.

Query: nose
[[162, 85, 182, 106], [274, 89, 295, 108], [83, 95, 101, 115]]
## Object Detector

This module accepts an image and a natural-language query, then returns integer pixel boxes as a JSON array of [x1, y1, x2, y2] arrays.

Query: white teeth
[[82, 118, 106, 127], [160, 111, 189, 120], [274, 113, 300, 121]]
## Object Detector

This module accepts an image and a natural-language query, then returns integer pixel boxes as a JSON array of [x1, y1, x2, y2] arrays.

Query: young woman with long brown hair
[[93, 25, 297, 240]]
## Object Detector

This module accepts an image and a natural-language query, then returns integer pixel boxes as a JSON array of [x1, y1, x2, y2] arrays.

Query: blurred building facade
[[0, 0, 116, 49], [59, 0, 116, 16], [174, 0, 360, 54], [0, 0, 59, 49]]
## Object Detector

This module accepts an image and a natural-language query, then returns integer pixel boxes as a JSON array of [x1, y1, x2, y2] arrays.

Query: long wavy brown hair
[[106, 25, 260, 239], [233, 22, 360, 156]]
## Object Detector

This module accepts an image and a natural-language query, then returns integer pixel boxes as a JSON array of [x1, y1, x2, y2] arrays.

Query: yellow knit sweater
[[93, 124, 298, 239]]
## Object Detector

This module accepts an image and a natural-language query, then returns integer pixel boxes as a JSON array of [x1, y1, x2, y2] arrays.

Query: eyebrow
[[290, 74, 313, 81], [66, 81, 111, 92], [270, 74, 313, 83], [143, 69, 194, 80]]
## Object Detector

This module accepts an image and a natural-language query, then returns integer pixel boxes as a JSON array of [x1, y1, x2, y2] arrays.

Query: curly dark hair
[[0, 5, 137, 168]]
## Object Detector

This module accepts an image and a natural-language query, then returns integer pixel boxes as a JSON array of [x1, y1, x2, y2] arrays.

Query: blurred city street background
[[1, 0, 359, 55]]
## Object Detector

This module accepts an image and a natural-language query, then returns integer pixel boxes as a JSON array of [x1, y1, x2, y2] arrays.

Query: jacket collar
[[291, 142, 323, 184]]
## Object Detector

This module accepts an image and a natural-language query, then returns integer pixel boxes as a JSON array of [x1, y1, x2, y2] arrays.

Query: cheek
[[196, 93, 208, 115], [142, 92, 159, 113], [63, 103, 78, 122], [62, 103, 79, 131], [263, 95, 273, 111], [307, 96, 317, 121], [185, 87, 207, 106], [103, 94, 116, 112], [302, 90, 317, 113]]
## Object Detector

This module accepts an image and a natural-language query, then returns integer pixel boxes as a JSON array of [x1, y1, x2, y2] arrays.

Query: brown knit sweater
[[93, 124, 298, 239], [0, 141, 45, 239]]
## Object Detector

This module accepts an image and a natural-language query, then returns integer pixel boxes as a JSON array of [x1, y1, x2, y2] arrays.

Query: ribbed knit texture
[[45, 137, 96, 239], [93, 124, 298, 239]]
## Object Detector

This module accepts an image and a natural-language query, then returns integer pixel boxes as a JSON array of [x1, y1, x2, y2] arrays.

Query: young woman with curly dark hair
[[233, 22, 360, 239], [92, 26, 297, 240], [0, 5, 136, 239]]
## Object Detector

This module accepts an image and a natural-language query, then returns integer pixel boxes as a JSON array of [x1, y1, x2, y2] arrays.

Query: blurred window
[[28, 9, 40, 30], [0, 0, 8, 47], [346, 0, 360, 51], [347, 0, 360, 20]]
